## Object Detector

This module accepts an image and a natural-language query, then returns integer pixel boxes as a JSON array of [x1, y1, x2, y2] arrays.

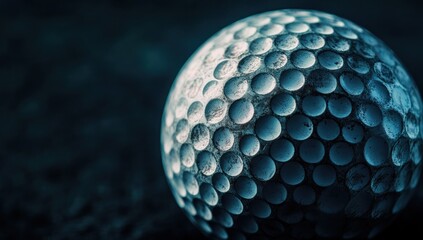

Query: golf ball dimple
[[161, 9, 423, 239]]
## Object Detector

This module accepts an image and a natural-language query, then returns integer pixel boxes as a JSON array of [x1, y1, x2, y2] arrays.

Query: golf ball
[[161, 9, 423, 239]]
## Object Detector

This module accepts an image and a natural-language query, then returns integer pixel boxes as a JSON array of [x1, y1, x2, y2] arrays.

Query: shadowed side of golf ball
[[161, 9, 423, 239]]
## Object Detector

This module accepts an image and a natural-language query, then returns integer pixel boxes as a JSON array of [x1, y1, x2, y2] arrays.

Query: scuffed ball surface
[[161, 9, 423, 239]]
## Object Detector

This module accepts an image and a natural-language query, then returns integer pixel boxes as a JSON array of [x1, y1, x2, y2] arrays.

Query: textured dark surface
[[0, 0, 422, 239]]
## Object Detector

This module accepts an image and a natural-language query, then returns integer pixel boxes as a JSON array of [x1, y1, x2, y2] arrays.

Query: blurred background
[[0, 0, 422, 239]]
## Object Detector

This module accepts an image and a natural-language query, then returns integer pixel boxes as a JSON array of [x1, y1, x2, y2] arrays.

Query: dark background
[[1, 0, 423, 239]]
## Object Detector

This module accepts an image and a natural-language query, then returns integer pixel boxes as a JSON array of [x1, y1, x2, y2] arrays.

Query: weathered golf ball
[[161, 9, 423, 239]]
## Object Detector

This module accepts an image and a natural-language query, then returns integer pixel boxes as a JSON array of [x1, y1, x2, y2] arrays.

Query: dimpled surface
[[161, 9, 423, 240]]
